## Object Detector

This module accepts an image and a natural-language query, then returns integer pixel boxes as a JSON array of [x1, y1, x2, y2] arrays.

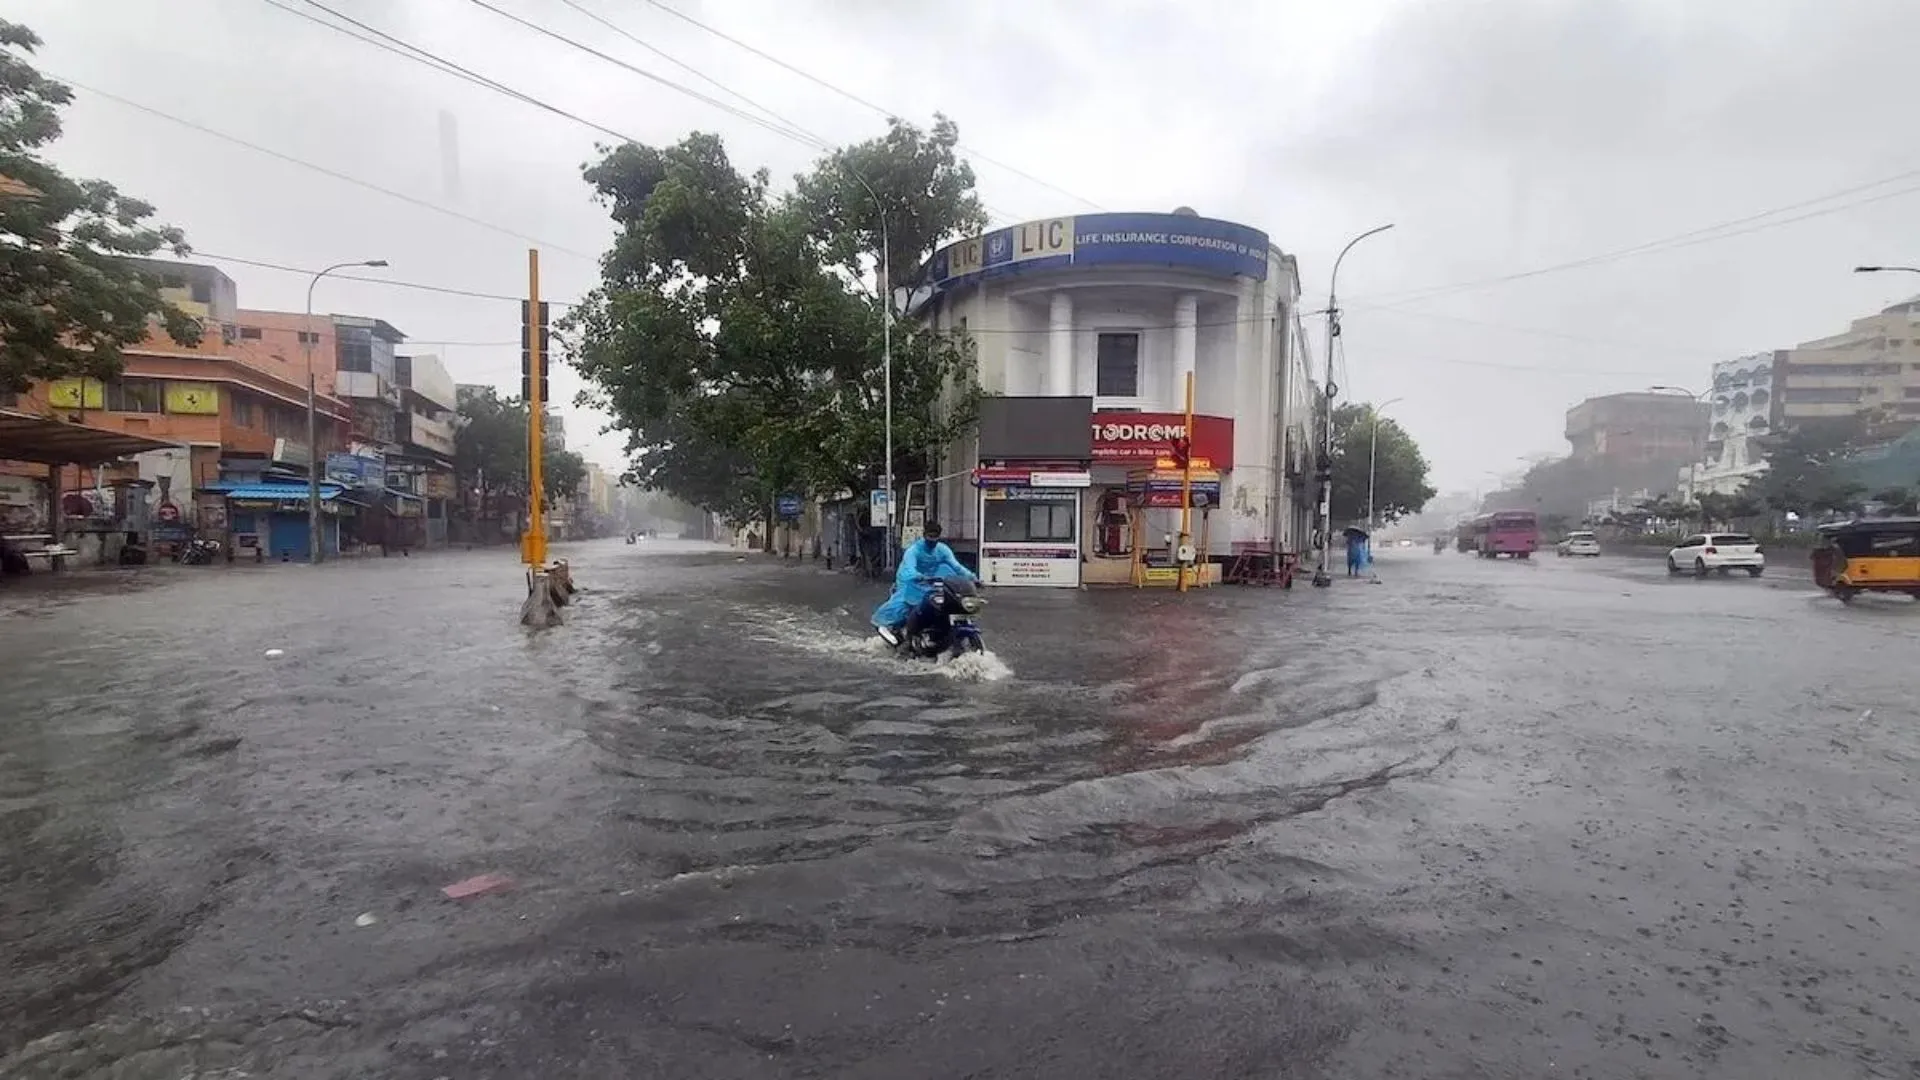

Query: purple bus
[[1472, 510, 1539, 559]]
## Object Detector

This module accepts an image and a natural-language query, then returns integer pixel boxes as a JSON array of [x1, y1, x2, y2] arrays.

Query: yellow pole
[[525, 248, 547, 568], [1178, 369, 1194, 593]]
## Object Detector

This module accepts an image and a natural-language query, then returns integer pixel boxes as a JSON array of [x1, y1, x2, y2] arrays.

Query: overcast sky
[[9, 0, 1920, 490]]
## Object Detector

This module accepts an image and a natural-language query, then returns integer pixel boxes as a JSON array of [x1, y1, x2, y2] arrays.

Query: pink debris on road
[[441, 873, 514, 900]]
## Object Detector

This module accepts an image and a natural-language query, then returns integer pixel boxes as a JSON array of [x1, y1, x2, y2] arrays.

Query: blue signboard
[[324, 452, 384, 490], [927, 212, 1270, 293], [776, 493, 802, 519]]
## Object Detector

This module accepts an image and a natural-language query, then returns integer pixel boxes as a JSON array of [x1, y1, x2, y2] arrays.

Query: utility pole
[[1313, 224, 1394, 587], [305, 258, 388, 564], [1365, 396, 1405, 532]]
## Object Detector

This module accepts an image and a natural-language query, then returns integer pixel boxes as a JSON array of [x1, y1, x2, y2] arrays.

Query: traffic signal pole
[[523, 249, 548, 569]]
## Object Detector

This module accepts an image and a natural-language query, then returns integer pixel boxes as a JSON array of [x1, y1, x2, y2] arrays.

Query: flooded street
[[3, 542, 1918, 1078]]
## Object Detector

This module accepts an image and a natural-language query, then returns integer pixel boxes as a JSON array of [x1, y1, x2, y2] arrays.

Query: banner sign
[[930, 212, 1269, 291]]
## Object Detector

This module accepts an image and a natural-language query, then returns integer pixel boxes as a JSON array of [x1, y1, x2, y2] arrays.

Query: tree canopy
[[0, 20, 200, 392], [1328, 402, 1436, 526], [563, 118, 985, 525], [1740, 415, 1874, 517], [453, 386, 585, 503]]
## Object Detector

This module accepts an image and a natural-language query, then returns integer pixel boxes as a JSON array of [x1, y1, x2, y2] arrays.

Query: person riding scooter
[[873, 520, 976, 647]]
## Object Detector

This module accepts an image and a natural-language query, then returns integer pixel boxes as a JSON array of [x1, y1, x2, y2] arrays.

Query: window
[[1710, 534, 1755, 546], [1095, 332, 1140, 397], [983, 495, 1077, 543], [232, 396, 255, 427], [1027, 502, 1075, 542], [104, 378, 162, 413], [1785, 387, 1864, 404], [190, 281, 212, 304], [238, 326, 263, 340], [297, 330, 321, 345]]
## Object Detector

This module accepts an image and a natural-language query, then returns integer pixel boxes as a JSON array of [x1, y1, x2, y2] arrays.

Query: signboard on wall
[[163, 383, 219, 414], [980, 545, 1080, 587], [46, 379, 103, 410], [1091, 412, 1234, 469], [930, 212, 1270, 291]]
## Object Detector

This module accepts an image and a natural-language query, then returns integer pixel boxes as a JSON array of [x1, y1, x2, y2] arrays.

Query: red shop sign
[[1090, 412, 1234, 469], [973, 466, 1032, 487]]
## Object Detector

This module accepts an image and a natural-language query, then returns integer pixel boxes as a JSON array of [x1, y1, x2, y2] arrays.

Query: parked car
[[1666, 532, 1765, 578], [1556, 531, 1602, 557]]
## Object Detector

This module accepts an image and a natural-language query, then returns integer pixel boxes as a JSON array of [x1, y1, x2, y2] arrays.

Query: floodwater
[[2, 541, 1916, 1078]]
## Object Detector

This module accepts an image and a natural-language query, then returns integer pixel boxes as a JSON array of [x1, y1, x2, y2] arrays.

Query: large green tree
[[563, 119, 983, 525], [0, 20, 199, 392], [1328, 402, 1436, 526], [453, 386, 584, 505], [1743, 415, 1873, 517]]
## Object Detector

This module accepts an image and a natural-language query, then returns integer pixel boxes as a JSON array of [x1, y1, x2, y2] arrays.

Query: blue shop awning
[[210, 482, 347, 504]]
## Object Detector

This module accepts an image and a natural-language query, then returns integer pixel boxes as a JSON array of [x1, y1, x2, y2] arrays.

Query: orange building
[[0, 261, 354, 544]]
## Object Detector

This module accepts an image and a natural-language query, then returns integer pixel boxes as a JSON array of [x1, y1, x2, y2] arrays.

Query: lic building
[[911, 208, 1321, 587]]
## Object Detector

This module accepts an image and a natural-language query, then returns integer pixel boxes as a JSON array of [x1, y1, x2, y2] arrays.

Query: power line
[[462, 0, 1024, 226], [191, 251, 1674, 378], [1353, 302, 1735, 360], [53, 72, 600, 263], [277, 0, 640, 149], [462, 0, 830, 149], [632, 0, 1106, 213], [1356, 166, 1920, 306], [192, 250, 569, 305], [553, 0, 820, 146]]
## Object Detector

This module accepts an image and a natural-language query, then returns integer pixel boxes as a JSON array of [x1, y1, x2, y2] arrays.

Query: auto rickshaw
[[1811, 517, 1920, 603]]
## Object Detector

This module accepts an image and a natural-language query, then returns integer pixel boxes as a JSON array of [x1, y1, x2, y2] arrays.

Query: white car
[[1556, 531, 1602, 557], [1666, 532, 1765, 578]]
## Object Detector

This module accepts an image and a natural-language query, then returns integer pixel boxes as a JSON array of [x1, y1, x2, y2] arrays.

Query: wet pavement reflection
[[2, 542, 1917, 1077]]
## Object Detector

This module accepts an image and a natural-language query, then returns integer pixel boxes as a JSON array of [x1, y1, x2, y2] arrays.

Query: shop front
[[975, 466, 1092, 587], [1082, 411, 1235, 584]]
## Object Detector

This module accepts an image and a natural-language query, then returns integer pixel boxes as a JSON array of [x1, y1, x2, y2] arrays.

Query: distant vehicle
[[1556, 531, 1601, 557], [1666, 532, 1764, 578], [1472, 510, 1539, 559], [1454, 522, 1476, 552], [1398, 538, 1415, 548]]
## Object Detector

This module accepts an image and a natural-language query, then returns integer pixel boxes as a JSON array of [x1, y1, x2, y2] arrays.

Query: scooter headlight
[[960, 596, 985, 614]]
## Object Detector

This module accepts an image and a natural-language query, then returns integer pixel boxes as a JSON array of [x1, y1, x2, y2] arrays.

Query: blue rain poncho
[[871, 539, 975, 627]]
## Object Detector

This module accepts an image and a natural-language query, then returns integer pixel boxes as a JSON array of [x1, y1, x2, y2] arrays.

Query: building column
[[1173, 293, 1198, 397], [1048, 292, 1074, 396]]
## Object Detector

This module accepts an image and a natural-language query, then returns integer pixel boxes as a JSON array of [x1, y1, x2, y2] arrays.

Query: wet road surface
[[2, 543, 1917, 1078]]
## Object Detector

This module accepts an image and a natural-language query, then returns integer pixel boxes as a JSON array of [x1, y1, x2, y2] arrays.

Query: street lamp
[[1648, 384, 1711, 506], [306, 258, 389, 564], [1365, 396, 1405, 532], [1313, 223, 1395, 588], [1854, 265, 1920, 275], [839, 167, 895, 570]]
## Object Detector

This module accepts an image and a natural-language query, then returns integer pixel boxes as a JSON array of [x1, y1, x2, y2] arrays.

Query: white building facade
[[914, 210, 1318, 587], [1680, 352, 1779, 498]]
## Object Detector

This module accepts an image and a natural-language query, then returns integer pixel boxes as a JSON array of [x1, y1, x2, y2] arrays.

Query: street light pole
[[305, 259, 389, 564], [1365, 396, 1405, 532], [1313, 223, 1395, 588], [1649, 384, 1711, 509], [841, 168, 895, 570]]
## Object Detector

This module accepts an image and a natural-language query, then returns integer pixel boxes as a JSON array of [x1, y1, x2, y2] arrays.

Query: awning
[[0, 408, 183, 465], [209, 482, 347, 503], [385, 488, 422, 501]]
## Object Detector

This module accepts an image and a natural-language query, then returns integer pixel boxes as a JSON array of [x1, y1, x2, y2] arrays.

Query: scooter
[[179, 538, 221, 565], [878, 576, 987, 659]]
